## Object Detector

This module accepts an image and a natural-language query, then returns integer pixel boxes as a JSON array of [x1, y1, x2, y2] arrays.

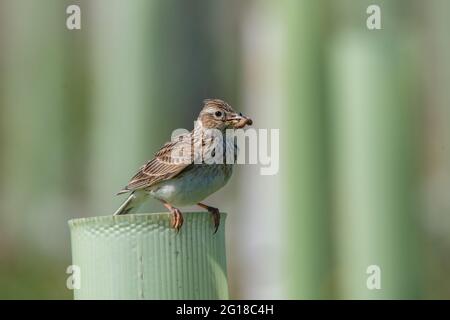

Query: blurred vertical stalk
[[236, 0, 284, 298], [87, 0, 160, 214], [63, 0, 90, 215], [424, 0, 450, 298], [282, 0, 331, 299], [429, 0, 450, 138], [329, 0, 422, 299], [1, 0, 68, 251]]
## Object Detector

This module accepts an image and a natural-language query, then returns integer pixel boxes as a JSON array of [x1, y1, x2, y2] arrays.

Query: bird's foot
[[160, 200, 184, 233], [170, 207, 184, 233]]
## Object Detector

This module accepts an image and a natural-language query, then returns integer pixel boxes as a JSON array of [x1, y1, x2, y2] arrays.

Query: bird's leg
[[198, 203, 220, 234], [160, 200, 183, 232]]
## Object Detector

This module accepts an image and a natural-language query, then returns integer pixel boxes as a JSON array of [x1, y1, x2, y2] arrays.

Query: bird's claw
[[209, 208, 220, 234], [170, 208, 184, 233]]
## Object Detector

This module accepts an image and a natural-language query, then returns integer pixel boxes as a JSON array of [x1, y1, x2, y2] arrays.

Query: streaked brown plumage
[[114, 99, 253, 233]]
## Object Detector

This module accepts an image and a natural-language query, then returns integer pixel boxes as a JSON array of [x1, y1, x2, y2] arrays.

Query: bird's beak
[[227, 113, 253, 128]]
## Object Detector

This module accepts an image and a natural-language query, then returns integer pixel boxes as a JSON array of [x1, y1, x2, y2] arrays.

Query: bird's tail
[[113, 191, 146, 215]]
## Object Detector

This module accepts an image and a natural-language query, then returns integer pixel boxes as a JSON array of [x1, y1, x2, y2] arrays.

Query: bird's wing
[[120, 133, 194, 192]]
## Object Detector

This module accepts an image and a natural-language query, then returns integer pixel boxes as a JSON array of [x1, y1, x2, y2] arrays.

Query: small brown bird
[[114, 99, 253, 233]]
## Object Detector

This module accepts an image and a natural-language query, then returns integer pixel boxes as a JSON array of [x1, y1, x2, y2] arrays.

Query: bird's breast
[[148, 163, 233, 207]]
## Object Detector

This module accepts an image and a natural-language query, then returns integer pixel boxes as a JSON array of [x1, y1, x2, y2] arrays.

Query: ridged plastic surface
[[68, 212, 228, 300]]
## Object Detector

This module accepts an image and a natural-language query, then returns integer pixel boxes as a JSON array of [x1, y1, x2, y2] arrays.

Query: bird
[[113, 99, 253, 233]]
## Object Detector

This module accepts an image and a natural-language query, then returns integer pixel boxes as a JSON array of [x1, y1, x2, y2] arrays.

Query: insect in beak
[[227, 112, 253, 128]]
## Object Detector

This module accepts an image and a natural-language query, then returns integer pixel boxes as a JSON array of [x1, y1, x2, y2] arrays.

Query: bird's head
[[197, 99, 253, 131]]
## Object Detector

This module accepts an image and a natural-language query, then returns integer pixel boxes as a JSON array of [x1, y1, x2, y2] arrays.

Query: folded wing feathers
[[117, 132, 194, 194]]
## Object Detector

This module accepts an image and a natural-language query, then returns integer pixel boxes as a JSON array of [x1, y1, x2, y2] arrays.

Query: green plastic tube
[[68, 213, 228, 300]]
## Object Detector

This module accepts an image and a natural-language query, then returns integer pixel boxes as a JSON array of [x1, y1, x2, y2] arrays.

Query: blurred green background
[[0, 0, 449, 299]]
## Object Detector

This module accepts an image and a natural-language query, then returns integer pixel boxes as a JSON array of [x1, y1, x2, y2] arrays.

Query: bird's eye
[[214, 111, 223, 118], [239, 112, 243, 116]]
